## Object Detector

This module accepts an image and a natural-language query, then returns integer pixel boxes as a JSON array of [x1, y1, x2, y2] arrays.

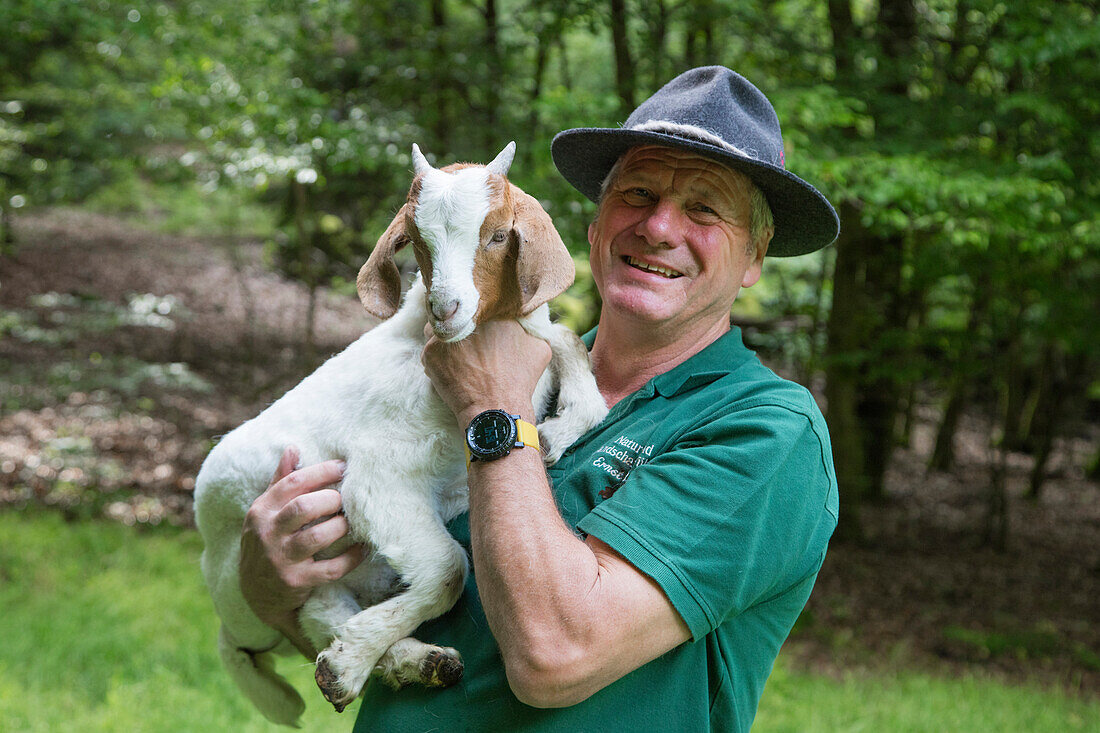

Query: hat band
[[629, 120, 750, 158]]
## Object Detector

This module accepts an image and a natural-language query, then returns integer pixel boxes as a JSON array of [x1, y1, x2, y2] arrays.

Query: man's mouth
[[624, 256, 683, 278]]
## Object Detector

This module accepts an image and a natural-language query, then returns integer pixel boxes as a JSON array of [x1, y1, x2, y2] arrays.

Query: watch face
[[472, 412, 513, 450], [468, 410, 517, 460]]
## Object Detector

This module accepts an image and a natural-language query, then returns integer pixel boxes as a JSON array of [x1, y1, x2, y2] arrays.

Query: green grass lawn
[[1, 510, 1097, 732]]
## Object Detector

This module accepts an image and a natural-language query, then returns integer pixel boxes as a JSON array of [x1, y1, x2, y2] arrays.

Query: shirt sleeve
[[576, 398, 838, 641]]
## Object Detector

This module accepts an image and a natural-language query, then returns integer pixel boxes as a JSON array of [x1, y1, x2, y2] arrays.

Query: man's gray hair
[[597, 154, 774, 258]]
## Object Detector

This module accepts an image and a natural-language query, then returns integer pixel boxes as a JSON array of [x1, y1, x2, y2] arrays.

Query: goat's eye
[[490, 230, 507, 243]]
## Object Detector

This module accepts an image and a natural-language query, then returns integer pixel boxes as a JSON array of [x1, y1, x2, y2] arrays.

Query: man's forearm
[[463, 412, 607, 704]]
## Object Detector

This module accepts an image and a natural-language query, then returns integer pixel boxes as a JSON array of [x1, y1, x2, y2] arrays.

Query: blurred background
[[1, 1, 1097, 730]]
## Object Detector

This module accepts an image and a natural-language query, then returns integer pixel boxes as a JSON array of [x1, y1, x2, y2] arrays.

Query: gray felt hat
[[551, 66, 839, 257]]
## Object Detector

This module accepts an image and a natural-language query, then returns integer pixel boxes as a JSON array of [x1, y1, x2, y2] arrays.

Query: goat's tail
[[218, 624, 306, 727]]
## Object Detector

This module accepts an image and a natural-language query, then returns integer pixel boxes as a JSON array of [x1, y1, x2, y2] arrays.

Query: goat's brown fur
[[356, 164, 574, 325]]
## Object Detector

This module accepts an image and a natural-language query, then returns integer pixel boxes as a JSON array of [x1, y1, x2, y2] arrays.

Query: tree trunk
[[896, 269, 927, 447], [805, 247, 835, 385], [824, 202, 868, 542], [929, 377, 965, 472], [558, 35, 573, 92], [305, 284, 318, 354], [0, 205, 14, 255], [877, 0, 917, 96], [647, 0, 668, 89], [430, 0, 449, 151], [999, 301, 1032, 452], [856, 231, 906, 501], [684, 25, 698, 70], [1027, 348, 1089, 499], [984, 357, 1011, 552], [828, 0, 856, 83], [482, 0, 502, 145], [983, 439, 1010, 552], [292, 180, 318, 356], [930, 277, 990, 471], [609, 0, 636, 118]]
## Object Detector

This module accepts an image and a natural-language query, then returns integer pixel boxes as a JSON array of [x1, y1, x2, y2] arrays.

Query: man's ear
[[741, 230, 771, 289], [511, 189, 575, 315], [357, 204, 411, 319]]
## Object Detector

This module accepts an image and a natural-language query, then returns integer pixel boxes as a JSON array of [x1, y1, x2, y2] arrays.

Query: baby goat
[[194, 142, 608, 725]]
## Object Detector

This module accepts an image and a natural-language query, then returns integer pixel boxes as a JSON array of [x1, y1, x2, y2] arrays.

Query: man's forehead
[[616, 145, 754, 204]]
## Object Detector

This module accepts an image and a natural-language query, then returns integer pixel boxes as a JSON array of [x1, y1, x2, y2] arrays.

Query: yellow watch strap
[[516, 419, 540, 451]]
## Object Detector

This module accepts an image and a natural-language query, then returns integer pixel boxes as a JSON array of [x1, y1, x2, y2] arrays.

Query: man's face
[[587, 145, 766, 333]]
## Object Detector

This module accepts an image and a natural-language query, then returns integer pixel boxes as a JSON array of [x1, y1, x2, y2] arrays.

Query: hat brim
[[551, 128, 839, 257]]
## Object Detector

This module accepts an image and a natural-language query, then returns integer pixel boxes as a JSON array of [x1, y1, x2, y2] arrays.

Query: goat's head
[[356, 142, 575, 341]]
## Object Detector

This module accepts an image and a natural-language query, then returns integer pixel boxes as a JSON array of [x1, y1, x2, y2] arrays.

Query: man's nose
[[636, 201, 682, 248]]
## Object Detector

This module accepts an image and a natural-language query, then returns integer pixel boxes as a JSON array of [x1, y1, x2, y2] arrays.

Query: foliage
[[3, 0, 1098, 539]]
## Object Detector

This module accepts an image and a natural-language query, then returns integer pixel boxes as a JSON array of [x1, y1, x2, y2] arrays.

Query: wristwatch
[[465, 409, 540, 466]]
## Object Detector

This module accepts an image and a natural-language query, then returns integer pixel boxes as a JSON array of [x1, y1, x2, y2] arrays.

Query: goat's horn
[[411, 143, 431, 176], [485, 141, 516, 177]]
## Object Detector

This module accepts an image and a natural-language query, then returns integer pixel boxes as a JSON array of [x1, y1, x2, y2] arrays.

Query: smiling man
[[240, 66, 841, 732]]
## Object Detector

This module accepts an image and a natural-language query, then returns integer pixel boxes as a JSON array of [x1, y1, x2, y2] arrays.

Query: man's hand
[[239, 446, 364, 656], [421, 320, 551, 425]]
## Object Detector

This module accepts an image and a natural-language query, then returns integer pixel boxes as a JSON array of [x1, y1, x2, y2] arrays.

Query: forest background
[[1, 0, 1098, 729]]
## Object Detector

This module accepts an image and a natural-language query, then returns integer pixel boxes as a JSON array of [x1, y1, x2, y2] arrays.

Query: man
[[239, 66, 840, 731]]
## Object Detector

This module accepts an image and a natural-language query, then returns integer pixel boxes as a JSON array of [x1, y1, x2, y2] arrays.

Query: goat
[[194, 142, 608, 725]]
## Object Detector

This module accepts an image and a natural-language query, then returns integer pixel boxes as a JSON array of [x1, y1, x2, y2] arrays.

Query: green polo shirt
[[354, 327, 838, 732]]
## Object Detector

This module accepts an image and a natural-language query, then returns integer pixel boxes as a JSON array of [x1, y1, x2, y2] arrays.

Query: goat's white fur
[[194, 143, 607, 725], [415, 165, 491, 342]]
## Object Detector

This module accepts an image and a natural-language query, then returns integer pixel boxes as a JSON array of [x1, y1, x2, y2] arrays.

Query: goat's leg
[[314, 491, 468, 711], [298, 583, 361, 653], [521, 309, 608, 463], [372, 637, 464, 690], [217, 625, 306, 726], [300, 565, 462, 693]]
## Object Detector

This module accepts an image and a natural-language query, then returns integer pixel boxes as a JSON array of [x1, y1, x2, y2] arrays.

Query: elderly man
[[240, 66, 839, 732]]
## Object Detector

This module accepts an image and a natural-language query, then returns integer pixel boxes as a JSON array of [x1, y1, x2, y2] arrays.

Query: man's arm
[[239, 446, 365, 659], [422, 322, 690, 708], [467, 445, 691, 707]]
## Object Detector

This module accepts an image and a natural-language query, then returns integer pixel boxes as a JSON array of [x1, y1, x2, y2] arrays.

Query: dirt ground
[[2, 209, 1097, 696]]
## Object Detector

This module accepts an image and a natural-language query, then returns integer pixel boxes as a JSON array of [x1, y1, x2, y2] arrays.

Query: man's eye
[[623, 187, 654, 204], [693, 204, 718, 216]]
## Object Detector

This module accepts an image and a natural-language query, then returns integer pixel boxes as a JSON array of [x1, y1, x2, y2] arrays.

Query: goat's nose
[[430, 298, 459, 322]]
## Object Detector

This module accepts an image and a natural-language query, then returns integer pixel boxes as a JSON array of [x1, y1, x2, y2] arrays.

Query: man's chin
[[602, 290, 678, 325]]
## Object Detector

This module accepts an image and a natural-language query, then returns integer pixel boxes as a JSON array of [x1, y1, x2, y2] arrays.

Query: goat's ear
[[512, 190, 575, 315], [357, 204, 410, 320]]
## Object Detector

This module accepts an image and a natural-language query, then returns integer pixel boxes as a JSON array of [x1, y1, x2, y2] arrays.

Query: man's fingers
[[309, 544, 367, 584], [268, 458, 346, 505], [275, 487, 344, 535], [286, 512, 353, 561], [271, 445, 300, 485]]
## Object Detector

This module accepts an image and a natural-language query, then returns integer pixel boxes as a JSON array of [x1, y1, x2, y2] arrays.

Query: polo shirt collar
[[580, 326, 755, 398]]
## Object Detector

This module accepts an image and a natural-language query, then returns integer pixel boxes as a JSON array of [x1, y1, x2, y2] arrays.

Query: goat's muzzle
[[429, 296, 459, 323]]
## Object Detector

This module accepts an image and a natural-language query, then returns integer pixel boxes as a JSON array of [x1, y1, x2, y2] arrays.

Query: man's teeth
[[626, 256, 681, 278]]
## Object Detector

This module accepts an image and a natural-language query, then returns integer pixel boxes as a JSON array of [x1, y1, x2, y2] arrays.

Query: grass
[[758, 661, 1098, 732], [1, 509, 1097, 733], [0, 509, 359, 732]]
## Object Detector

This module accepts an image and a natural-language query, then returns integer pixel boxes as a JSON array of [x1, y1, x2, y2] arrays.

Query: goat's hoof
[[422, 648, 464, 687], [315, 657, 349, 713]]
